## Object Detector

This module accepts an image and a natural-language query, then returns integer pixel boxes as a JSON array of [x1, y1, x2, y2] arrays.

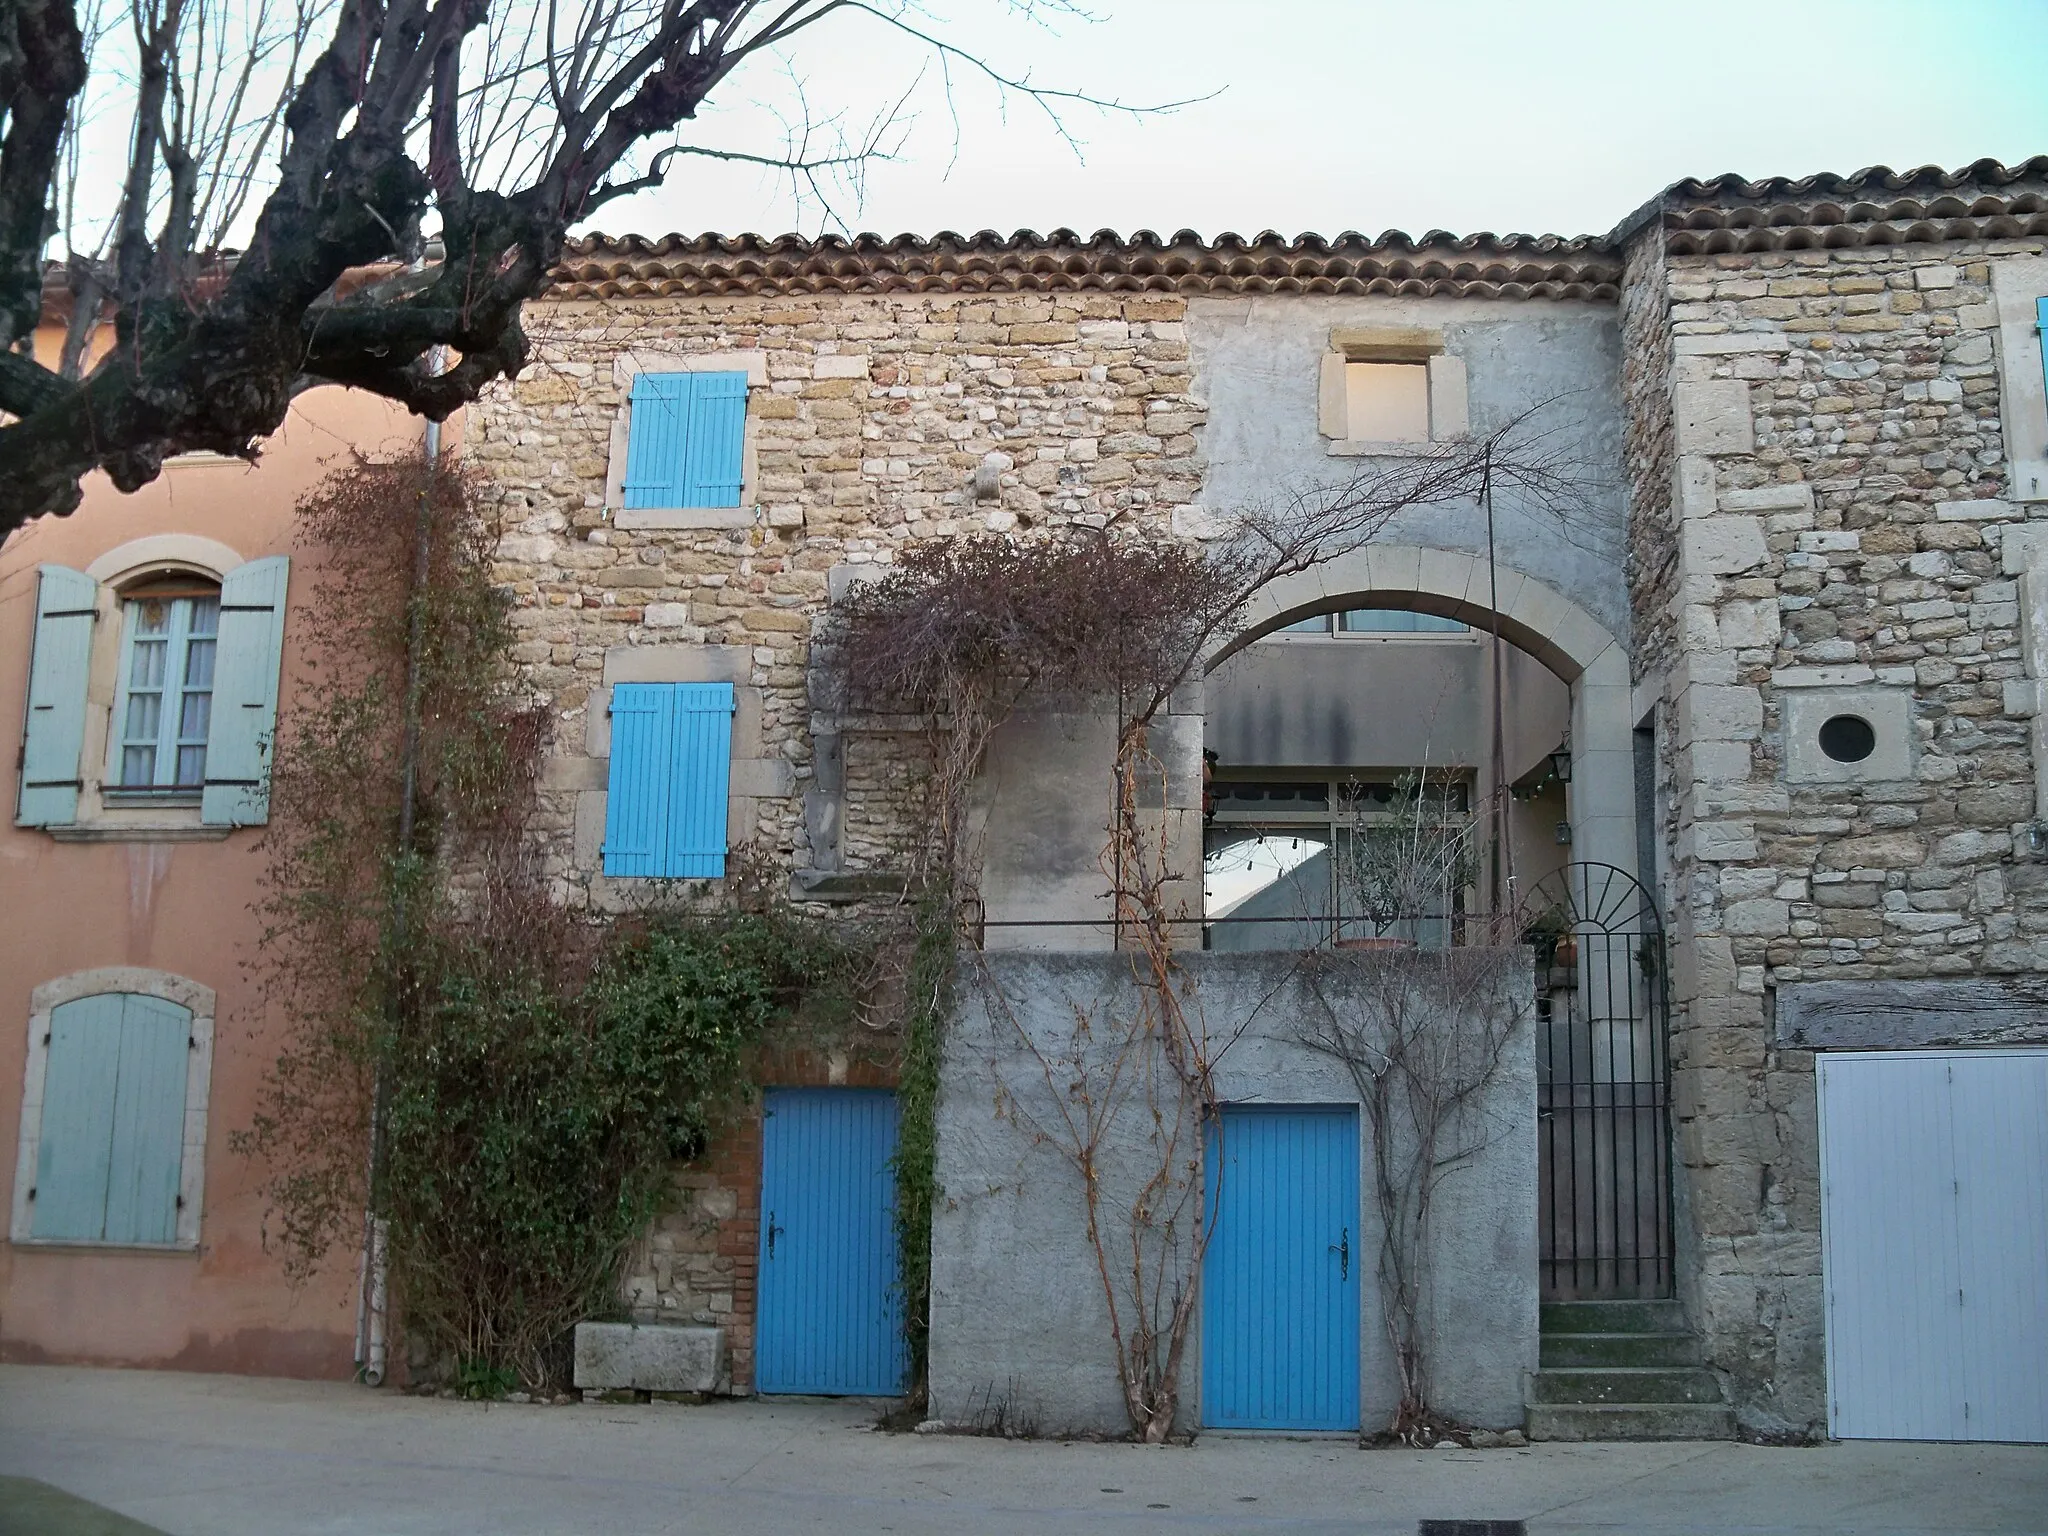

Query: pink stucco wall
[[0, 373, 432, 1377]]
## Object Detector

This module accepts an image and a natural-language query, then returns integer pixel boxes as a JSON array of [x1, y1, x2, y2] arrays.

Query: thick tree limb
[[0, 0, 1184, 542]]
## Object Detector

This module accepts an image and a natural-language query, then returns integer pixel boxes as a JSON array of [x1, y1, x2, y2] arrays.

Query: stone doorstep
[[573, 1321, 725, 1394]]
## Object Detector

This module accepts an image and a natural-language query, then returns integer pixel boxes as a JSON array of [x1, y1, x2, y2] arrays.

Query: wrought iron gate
[[1522, 862, 1673, 1300]]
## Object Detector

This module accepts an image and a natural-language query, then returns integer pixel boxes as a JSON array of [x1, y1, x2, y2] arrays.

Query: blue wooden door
[[1203, 1105, 1360, 1430], [756, 1088, 908, 1395]]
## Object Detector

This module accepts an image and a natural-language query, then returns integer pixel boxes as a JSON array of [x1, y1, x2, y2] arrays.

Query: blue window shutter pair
[[622, 371, 748, 510], [16, 566, 97, 826], [14, 557, 287, 828], [201, 556, 291, 826], [32, 993, 192, 1245], [603, 682, 736, 878]]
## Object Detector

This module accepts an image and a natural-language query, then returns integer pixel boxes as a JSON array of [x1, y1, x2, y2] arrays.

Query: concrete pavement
[[2, 1365, 2044, 1535]]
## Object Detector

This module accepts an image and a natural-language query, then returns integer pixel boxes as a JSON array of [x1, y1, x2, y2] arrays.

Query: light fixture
[[1548, 745, 1572, 784]]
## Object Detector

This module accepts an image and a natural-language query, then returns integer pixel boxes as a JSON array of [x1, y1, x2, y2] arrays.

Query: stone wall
[[467, 292, 1206, 905], [1633, 228, 2048, 1433]]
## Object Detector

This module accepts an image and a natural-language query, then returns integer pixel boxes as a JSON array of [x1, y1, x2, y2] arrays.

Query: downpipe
[[357, 408, 442, 1389]]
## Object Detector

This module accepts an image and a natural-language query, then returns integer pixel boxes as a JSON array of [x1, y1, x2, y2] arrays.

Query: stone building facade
[[1619, 161, 2048, 1434], [471, 160, 2048, 1433]]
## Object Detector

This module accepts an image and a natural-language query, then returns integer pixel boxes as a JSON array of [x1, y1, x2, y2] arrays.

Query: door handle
[[1330, 1227, 1349, 1281], [767, 1214, 783, 1260]]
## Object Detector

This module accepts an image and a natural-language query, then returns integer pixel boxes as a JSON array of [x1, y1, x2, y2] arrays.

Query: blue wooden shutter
[[16, 565, 97, 827], [202, 555, 289, 826], [602, 681, 735, 878], [102, 995, 192, 1244], [602, 684, 673, 878], [623, 373, 690, 509], [2037, 297, 2048, 402], [681, 372, 748, 508], [665, 683, 735, 876], [624, 372, 747, 509]]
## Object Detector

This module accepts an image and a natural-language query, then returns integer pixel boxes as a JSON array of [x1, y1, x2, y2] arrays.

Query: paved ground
[[3, 1366, 2046, 1536]]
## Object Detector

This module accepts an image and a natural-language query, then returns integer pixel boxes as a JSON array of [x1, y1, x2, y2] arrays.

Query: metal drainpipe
[[361, 406, 443, 1388]]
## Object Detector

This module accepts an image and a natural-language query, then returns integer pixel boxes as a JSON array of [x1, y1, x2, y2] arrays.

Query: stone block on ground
[[573, 1322, 724, 1392]]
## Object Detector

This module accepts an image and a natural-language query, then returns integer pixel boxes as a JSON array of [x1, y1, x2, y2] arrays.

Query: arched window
[[109, 574, 223, 793]]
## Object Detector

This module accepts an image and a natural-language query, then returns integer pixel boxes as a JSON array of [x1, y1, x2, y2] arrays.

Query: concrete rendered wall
[[1187, 296, 1630, 644], [930, 950, 1537, 1437], [0, 378, 426, 1376]]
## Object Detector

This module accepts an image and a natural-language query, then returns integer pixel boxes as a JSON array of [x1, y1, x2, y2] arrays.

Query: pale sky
[[593, 0, 2048, 246]]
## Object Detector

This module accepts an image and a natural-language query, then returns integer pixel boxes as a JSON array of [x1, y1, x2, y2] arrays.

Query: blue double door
[[756, 1088, 909, 1396], [1203, 1105, 1361, 1430]]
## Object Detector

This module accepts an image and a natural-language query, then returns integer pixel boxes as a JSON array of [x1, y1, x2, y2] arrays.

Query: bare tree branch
[[0, 0, 1186, 538]]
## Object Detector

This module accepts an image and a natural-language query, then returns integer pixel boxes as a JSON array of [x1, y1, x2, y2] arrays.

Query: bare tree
[[0, 0, 1170, 540]]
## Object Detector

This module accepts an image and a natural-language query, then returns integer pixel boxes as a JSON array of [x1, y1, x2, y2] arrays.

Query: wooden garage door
[[1818, 1049, 2048, 1442]]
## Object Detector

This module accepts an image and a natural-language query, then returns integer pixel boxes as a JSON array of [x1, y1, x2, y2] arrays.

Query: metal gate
[[1202, 1105, 1361, 1431], [756, 1088, 909, 1396], [1523, 863, 1673, 1300]]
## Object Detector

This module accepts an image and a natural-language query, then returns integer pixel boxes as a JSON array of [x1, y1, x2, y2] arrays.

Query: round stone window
[[1817, 714, 1877, 764]]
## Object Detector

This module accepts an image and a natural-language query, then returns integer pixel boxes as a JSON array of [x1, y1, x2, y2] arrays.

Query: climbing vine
[[238, 457, 858, 1393]]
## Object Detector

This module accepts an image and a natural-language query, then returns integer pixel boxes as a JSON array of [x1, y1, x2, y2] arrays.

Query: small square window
[[1343, 362, 1430, 443]]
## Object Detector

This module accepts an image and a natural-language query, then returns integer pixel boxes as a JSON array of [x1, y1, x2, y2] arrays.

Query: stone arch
[[1201, 544, 1638, 882]]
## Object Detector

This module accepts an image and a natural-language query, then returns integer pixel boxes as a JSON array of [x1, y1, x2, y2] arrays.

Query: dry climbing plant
[[827, 412, 1578, 1438]]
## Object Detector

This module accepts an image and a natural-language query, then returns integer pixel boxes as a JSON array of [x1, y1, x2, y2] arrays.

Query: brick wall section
[[468, 293, 1206, 903], [626, 1050, 898, 1395], [1643, 234, 2048, 1432]]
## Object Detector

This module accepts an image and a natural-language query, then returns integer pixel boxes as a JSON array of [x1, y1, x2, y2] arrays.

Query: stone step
[[1526, 1402, 1737, 1442], [1528, 1367, 1725, 1405], [1540, 1331, 1702, 1369], [1540, 1298, 1688, 1335]]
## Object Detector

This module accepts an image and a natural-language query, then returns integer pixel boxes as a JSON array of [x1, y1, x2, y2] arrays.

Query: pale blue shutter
[[680, 372, 748, 508], [15, 565, 97, 827], [102, 994, 191, 1244], [202, 555, 289, 826], [623, 374, 691, 509], [30, 995, 124, 1240], [601, 682, 734, 878], [666, 683, 736, 876]]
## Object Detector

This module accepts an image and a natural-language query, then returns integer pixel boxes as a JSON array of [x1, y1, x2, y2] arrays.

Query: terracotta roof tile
[[544, 227, 1624, 301]]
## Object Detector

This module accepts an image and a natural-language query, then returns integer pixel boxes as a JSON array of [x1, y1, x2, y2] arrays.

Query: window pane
[[130, 637, 167, 689], [130, 602, 169, 637], [182, 636, 216, 689], [178, 690, 211, 743], [175, 744, 207, 786], [1204, 826, 1333, 952], [1276, 615, 1330, 634], [124, 690, 161, 742], [1344, 362, 1430, 442], [185, 597, 219, 637], [1340, 608, 1468, 634], [122, 745, 156, 785]]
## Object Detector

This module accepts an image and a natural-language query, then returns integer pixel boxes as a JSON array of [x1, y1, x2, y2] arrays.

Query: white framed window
[[108, 583, 220, 794], [10, 968, 216, 1251], [14, 548, 287, 834]]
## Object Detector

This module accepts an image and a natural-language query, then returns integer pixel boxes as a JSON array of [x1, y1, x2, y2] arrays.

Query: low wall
[[929, 949, 1537, 1437]]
